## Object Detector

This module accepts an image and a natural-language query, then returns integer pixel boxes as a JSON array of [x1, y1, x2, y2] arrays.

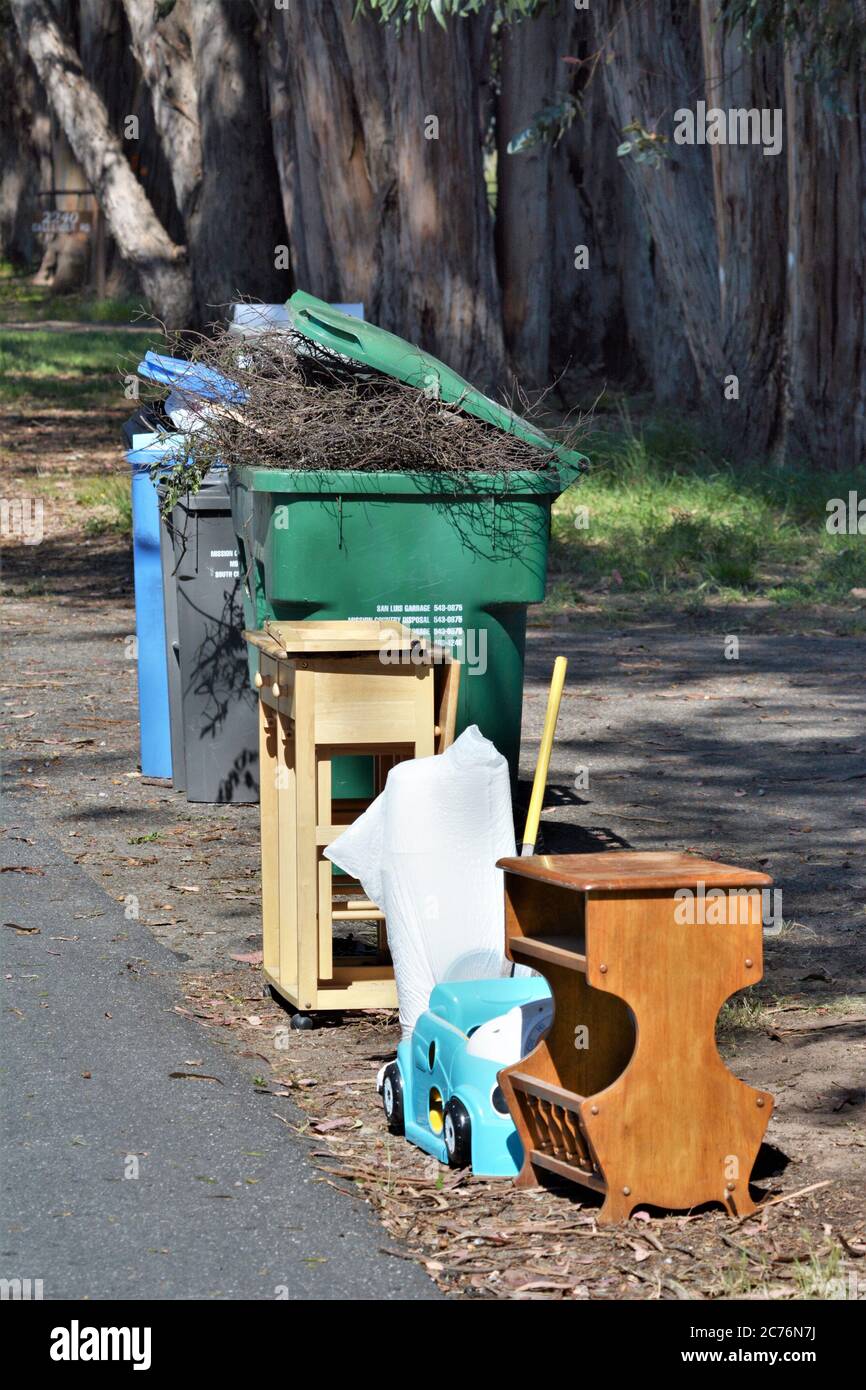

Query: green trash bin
[[230, 294, 586, 779]]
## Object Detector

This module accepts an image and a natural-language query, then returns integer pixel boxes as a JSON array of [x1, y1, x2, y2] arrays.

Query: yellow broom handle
[[521, 656, 568, 856]]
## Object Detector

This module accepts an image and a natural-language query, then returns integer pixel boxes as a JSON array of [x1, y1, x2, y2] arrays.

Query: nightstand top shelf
[[498, 850, 772, 893]]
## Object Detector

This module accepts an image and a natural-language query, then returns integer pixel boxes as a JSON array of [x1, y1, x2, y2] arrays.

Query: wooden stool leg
[[259, 704, 279, 982], [374, 753, 397, 795], [276, 714, 297, 994], [294, 674, 318, 1012], [414, 676, 435, 759], [317, 754, 333, 981], [435, 658, 461, 752]]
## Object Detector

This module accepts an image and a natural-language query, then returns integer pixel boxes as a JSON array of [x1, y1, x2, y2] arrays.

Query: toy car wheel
[[443, 1099, 472, 1169], [381, 1063, 405, 1135]]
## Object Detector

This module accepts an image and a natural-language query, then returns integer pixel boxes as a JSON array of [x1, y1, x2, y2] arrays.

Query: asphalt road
[[0, 801, 438, 1301]]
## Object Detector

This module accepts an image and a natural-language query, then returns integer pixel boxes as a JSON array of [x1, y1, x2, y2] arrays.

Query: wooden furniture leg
[[435, 658, 461, 753], [317, 753, 333, 981], [259, 702, 279, 981], [293, 670, 318, 1012], [276, 714, 297, 995]]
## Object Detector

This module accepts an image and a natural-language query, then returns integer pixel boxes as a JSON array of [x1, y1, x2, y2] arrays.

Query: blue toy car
[[377, 976, 552, 1178]]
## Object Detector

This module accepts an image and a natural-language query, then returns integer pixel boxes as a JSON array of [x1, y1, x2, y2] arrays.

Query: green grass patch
[[75, 475, 133, 537], [717, 991, 772, 1035], [790, 1242, 852, 1300], [0, 262, 149, 326], [550, 412, 866, 609], [0, 327, 160, 409]]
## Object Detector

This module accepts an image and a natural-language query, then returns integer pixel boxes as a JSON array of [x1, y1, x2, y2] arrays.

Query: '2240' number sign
[[31, 210, 91, 235]]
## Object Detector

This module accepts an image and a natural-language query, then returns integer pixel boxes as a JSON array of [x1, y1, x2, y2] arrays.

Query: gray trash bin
[[159, 515, 186, 793], [161, 467, 259, 804]]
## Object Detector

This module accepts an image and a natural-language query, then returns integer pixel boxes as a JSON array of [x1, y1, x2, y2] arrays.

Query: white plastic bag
[[325, 725, 517, 1039], [165, 389, 210, 433]]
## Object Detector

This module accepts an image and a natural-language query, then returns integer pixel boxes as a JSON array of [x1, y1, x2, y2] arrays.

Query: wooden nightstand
[[497, 851, 774, 1222]]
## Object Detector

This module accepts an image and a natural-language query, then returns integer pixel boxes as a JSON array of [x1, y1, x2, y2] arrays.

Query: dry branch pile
[[143, 327, 583, 506]]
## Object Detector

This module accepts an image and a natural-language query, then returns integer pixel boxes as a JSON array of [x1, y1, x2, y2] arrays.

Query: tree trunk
[[11, 0, 192, 326], [495, 10, 557, 388], [0, 10, 46, 268], [80, 0, 183, 260], [699, 1, 788, 459], [544, 6, 695, 402], [76, 0, 165, 296], [783, 49, 866, 469], [259, 0, 503, 388], [187, 0, 290, 319], [593, 1, 792, 456], [615, 184, 698, 405], [592, 3, 725, 407], [259, 0, 397, 315], [383, 14, 504, 388], [548, 34, 620, 390], [121, 0, 201, 222]]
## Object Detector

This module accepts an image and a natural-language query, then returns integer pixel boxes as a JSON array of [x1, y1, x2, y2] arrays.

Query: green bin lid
[[287, 290, 585, 482]]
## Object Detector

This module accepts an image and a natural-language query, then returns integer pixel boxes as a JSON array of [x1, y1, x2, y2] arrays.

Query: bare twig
[[733, 1180, 833, 1227], [140, 322, 588, 512]]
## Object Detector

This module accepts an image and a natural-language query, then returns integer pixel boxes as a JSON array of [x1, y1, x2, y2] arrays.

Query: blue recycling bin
[[126, 428, 188, 784], [127, 439, 174, 778]]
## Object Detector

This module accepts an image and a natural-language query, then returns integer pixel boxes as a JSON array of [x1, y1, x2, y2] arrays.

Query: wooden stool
[[245, 621, 459, 1016], [497, 851, 774, 1222]]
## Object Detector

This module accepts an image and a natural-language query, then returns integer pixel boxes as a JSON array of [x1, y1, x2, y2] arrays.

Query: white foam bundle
[[324, 725, 517, 1039]]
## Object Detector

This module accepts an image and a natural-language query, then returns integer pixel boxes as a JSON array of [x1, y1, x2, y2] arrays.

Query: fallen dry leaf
[[628, 1241, 653, 1263]]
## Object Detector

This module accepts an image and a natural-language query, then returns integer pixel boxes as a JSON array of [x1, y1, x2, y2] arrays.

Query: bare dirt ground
[[2, 404, 864, 1300]]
